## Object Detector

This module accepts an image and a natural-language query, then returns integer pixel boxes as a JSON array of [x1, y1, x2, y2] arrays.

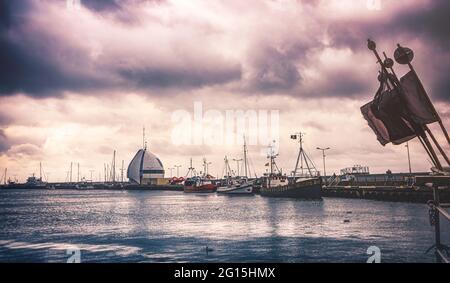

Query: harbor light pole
[[174, 165, 182, 177], [316, 147, 330, 185], [406, 142, 412, 174]]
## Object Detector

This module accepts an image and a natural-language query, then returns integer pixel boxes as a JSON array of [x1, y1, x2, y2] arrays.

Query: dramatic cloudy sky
[[0, 0, 449, 182]]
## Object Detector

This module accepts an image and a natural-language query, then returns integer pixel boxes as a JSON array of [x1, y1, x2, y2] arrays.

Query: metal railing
[[417, 176, 450, 263]]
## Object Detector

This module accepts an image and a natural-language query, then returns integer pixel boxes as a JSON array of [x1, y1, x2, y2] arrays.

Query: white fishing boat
[[260, 134, 322, 199], [217, 137, 254, 195]]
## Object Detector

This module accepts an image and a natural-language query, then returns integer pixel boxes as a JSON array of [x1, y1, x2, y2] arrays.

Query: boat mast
[[121, 160, 124, 183], [292, 133, 303, 176], [243, 135, 248, 178], [112, 150, 116, 183], [203, 158, 206, 176], [186, 158, 195, 177], [292, 133, 314, 177]]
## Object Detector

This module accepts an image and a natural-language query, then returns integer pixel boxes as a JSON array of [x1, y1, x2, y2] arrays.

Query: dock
[[322, 185, 450, 203]]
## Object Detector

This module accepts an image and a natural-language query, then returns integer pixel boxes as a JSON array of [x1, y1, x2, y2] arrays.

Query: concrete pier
[[322, 186, 450, 203]]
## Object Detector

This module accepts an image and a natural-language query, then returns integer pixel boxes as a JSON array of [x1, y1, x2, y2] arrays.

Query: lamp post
[[174, 165, 182, 177], [406, 142, 412, 174], [316, 147, 330, 185], [168, 168, 174, 178]]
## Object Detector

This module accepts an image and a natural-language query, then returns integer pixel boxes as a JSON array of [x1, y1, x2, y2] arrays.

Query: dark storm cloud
[[328, 0, 450, 50], [82, 0, 164, 13], [394, 0, 450, 49], [326, 0, 450, 102], [81, 0, 123, 12], [312, 69, 370, 98], [0, 0, 106, 97], [0, 130, 11, 153], [0, 0, 241, 98], [0, 0, 449, 102], [0, 0, 30, 30], [119, 65, 242, 89], [0, 33, 113, 97], [81, 0, 165, 25], [248, 45, 303, 92]]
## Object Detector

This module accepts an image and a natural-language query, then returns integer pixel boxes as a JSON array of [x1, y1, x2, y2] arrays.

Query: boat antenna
[[186, 158, 195, 177]]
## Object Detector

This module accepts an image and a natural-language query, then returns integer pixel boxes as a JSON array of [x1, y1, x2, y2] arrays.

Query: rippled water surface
[[0, 189, 448, 262]]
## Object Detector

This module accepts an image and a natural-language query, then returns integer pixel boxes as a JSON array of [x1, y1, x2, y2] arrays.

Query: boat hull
[[260, 178, 322, 199], [184, 184, 217, 193], [217, 183, 254, 195]]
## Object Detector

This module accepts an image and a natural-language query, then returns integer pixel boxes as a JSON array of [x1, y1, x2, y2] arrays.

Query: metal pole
[[422, 134, 443, 170], [317, 147, 330, 185], [425, 126, 450, 167], [112, 150, 116, 183], [433, 187, 441, 260], [292, 133, 303, 176], [406, 142, 412, 174], [174, 165, 181, 177], [243, 136, 248, 178], [418, 136, 438, 167]]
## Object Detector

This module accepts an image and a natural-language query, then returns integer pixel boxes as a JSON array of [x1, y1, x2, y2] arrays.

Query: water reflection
[[0, 189, 444, 262]]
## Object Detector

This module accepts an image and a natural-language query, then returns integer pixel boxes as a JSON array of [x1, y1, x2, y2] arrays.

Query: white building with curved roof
[[127, 148, 165, 185]]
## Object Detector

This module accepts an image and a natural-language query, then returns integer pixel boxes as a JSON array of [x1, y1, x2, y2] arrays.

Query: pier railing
[[416, 176, 450, 263]]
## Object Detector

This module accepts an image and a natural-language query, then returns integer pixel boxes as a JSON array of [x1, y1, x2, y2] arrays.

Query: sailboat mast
[[243, 136, 248, 178], [39, 162, 42, 180], [270, 145, 274, 175], [112, 150, 116, 183]]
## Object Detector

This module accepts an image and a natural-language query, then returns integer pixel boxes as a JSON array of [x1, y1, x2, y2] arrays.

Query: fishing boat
[[217, 177, 254, 195], [184, 176, 217, 193], [24, 162, 48, 189], [260, 134, 322, 199], [183, 158, 217, 193], [217, 137, 255, 195]]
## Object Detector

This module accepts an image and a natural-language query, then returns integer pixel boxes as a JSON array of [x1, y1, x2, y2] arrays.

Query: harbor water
[[0, 189, 448, 263]]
